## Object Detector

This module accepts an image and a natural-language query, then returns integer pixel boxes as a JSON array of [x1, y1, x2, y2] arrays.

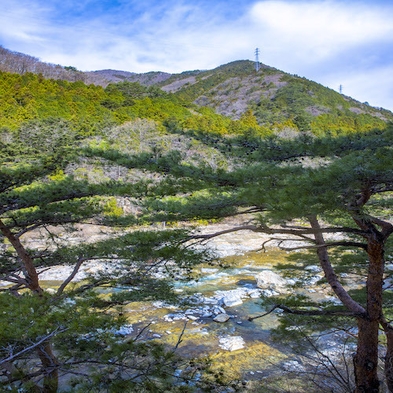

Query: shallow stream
[[120, 249, 303, 380]]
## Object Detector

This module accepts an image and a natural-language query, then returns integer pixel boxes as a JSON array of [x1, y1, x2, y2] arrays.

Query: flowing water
[[39, 246, 353, 389], [120, 249, 300, 381]]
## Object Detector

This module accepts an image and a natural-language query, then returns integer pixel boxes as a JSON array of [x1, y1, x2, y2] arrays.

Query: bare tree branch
[[0, 327, 67, 366], [189, 222, 367, 245], [55, 257, 88, 297], [248, 304, 359, 322], [309, 216, 366, 316], [277, 240, 367, 252]]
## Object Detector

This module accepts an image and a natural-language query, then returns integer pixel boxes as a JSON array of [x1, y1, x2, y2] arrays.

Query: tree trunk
[[309, 216, 385, 391], [0, 219, 59, 391], [0, 219, 43, 294], [37, 342, 59, 393], [353, 228, 385, 392], [309, 216, 365, 315], [382, 322, 393, 392], [353, 317, 380, 392]]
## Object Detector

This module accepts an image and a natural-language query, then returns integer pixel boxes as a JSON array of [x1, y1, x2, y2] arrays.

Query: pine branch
[[55, 257, 88, 297], [276, 240, 367, 251], [248, 304, 359, 322]]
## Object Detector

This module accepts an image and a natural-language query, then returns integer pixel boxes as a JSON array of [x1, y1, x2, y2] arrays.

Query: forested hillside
[[2, 47, 393, 392], [1, 45, 392, 137]]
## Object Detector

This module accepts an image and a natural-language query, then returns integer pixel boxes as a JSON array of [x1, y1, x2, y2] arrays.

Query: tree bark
[[309, 215, 384, 392], [37, 342, 59, 393], [0, 219, 59, 391], [353, 231, 386, 392], [0, 218, 43, 295], [353, 317, 380, 392], [381, 320, 393, 392], [309, 216, 365, 315]]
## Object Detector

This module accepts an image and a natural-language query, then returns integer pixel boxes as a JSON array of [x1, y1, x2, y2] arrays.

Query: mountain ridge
[[1, 45, 392, 134]]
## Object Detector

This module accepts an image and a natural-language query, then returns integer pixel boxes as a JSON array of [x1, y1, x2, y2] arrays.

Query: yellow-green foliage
[[48, 170, 67, 181], [181, 107, 231, 134], [310, 113, 387, 136], [0, 71, 115, 132], [0, 67, 391, 142], [103, 197, 123, 217]]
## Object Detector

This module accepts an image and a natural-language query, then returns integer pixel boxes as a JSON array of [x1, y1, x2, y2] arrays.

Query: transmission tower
[[255, 48, 260, 72], [339, 84, 343, 94]]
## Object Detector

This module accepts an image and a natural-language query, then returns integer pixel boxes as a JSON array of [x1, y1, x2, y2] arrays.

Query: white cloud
[[248, 1, 393, 63], [0, 0, 393, 109], [322, 64, 393, 109]]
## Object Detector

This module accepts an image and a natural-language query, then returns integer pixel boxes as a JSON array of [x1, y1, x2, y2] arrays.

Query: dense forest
[[1, 46, 393, 392]]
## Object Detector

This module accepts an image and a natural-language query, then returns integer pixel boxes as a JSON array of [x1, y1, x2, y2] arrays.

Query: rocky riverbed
[[5, 217, 363, 389]]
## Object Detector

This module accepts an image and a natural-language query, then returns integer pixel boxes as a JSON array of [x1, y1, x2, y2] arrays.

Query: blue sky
[[1, 0, 393, 110]]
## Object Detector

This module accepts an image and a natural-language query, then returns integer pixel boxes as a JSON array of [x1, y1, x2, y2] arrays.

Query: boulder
[[218, 335, 245, 351], [214, 288, 248, 307], [256, 270, 288, 293], [213, 314, 230, 323]]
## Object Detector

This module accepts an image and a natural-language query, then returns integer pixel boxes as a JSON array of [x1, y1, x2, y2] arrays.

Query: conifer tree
[[0, 120, 210, 392], [162, 126, 393, 392]]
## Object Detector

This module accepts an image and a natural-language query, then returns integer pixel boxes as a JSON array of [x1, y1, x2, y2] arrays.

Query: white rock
[[283, 360, 306, 372], [214, 306, 226, 314], [113, 324, 133, 336], [203, 297, 219, 305], [214, 289, 248, 307], [305, 265, 322, 273], [152, 301, 166, 308], [306, 275, 323, 285], [256, 270, 288, 291], [164, 313, 187, 322], [246, 288, 262, 298], [218, 336, 245, 351], [213, 314, 230, 323], [261, 289, 279, 297], [321, 296, 342, 305]]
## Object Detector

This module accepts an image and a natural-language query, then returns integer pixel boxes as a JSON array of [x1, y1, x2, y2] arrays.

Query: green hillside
[[156, 60, 393, 135], [2, 45, 391, 137]]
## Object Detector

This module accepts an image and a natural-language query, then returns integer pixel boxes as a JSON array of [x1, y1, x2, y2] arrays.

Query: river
[[24, 220, 356, 390]]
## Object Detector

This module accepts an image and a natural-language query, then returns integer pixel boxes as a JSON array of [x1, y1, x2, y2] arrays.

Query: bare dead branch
[[278, 241, 367, 252], [174, 322, 187, 350], [248, 305, 282, 321], [189, 225, 259, 242], [248, 304, 359, 321], [0, 327, 67, 366], [132, 322, 153, 342], [189, 221, 367, 248]]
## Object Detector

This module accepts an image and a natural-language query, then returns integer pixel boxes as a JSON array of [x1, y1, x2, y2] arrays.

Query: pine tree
[[160, 126, 393, 392], [0, 120, 209, 392]]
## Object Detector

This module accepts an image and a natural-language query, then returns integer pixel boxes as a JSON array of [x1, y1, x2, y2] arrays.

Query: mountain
[[161, 61, 393, 131], [91, 59, 393, 125], [1, 45, 392, 136], [86, 69, 173, 86]]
